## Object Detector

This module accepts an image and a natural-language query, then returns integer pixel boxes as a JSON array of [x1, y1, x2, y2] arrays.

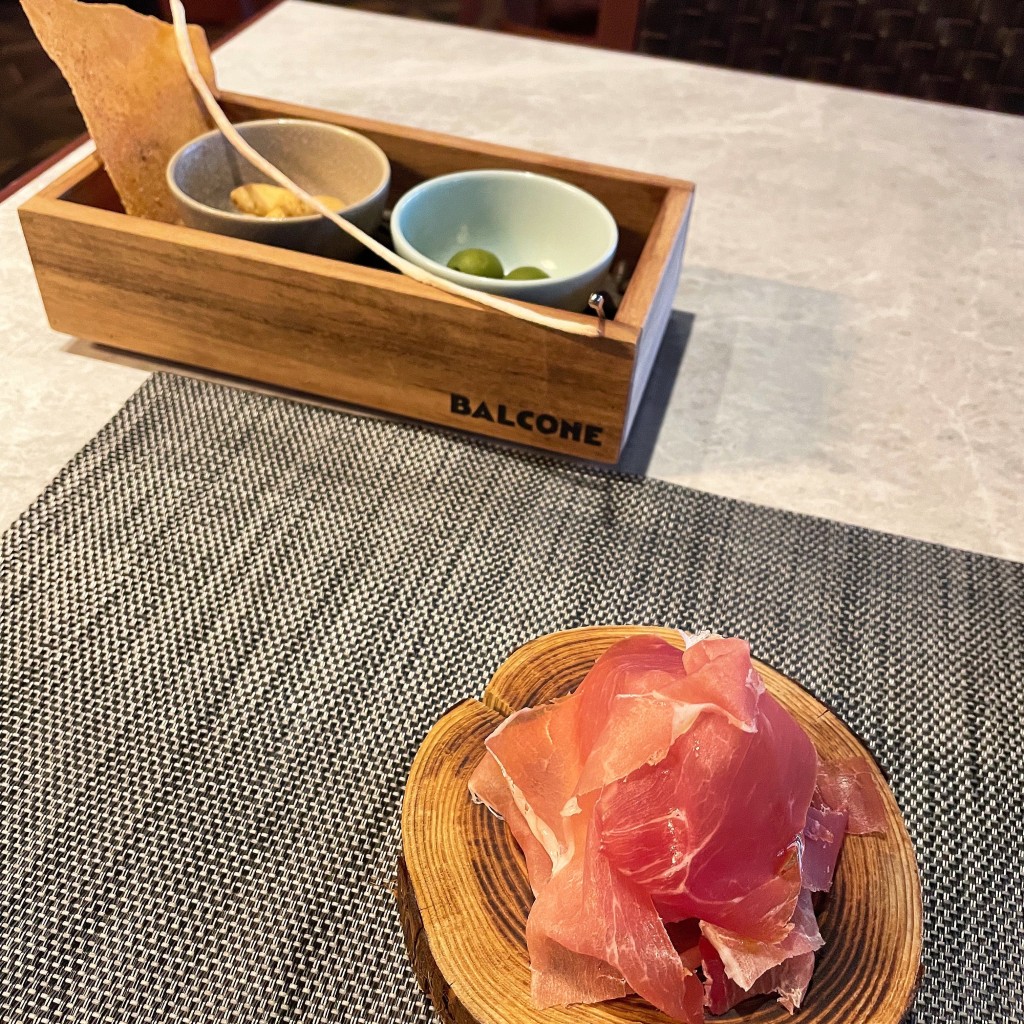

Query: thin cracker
[[21, 0, 217, 222]]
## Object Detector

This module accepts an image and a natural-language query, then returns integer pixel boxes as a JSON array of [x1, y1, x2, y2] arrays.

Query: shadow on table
[[615, 309, 694, 477], [648, 266, 849, 481]]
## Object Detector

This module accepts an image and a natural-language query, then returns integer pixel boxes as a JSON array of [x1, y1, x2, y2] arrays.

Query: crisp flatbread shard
[[20, 0, 217, 222]]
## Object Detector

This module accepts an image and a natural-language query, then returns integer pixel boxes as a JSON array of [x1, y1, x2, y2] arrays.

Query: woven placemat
[[2, 374, 1021, 1023]]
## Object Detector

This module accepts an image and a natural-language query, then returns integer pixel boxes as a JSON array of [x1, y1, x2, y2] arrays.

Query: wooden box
[[19, 92, 694, 463]]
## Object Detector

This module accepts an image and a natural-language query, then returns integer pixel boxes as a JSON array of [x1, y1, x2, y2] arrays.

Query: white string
[[168, 0, 604, 338]]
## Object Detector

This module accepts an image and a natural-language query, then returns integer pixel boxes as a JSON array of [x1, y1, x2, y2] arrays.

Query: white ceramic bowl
[[167, 119, 390, 260], [389, 169, 618, 311]]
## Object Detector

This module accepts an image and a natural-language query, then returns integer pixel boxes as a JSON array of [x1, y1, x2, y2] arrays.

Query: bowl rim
[[389, 168, 619, 291], [166, 117, 391, 226]]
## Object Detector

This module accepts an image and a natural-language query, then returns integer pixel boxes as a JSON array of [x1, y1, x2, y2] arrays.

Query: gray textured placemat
[[2, 374, 1022, 1024]]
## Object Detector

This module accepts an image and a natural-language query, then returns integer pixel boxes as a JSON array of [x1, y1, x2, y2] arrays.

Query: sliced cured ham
[[702, 940, 815, 1015], [597, 689, 816, 940], [484, 696, 582, 874], [666, 919, 704, 971], [801, 805, 848, 893], [699, 889, 823, 990], [815, 756, 888, 835], [483, 635, 766, 877], [529, 813, 704, 1021], [469, 633, 858, 1022], [573, 635, 764, 797], [469, 750, 552, 894]]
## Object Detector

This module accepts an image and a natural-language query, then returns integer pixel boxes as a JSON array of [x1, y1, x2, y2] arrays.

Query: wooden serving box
[[19, 93, 694, 463]]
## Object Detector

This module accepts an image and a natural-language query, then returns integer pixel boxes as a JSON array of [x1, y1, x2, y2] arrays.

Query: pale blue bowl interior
[[393, 171, 616, 281]]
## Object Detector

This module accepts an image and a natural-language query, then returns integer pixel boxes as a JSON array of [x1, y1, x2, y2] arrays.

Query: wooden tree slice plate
[[399, 626, 923, 1024]]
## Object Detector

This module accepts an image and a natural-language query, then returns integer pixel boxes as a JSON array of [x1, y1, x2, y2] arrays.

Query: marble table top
[[2, 1, 1021, 561]]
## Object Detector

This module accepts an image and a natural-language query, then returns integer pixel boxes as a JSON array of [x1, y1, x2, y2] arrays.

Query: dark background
[[2, 0, 1022, 192]]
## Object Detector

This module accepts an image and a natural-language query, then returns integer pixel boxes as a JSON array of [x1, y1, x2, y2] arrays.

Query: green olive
[[505, 266, 550, 280], [447, 248, 504, 278]]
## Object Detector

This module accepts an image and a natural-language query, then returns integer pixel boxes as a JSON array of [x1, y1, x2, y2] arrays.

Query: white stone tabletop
[[2, 1, 1021, 560]]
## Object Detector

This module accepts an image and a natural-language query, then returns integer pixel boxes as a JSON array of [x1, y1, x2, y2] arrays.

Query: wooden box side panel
[[619, 188, 693, 438], [20, 200, 638, 462]]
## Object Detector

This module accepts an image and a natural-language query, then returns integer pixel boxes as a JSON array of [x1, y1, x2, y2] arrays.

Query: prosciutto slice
[[528, 807, 704, 1020], [483, 696, 582, 875], [597, 690, 816, 940], [801, 805, 848, 893], [469, 633, 863, 1022], [483, 635, 764, 877], [698, 888, 823, 991], [702, 940, 815, 1015], [573, 635, 764, 797], [815, 757, 888, 835], [469, 750, 552, 894]]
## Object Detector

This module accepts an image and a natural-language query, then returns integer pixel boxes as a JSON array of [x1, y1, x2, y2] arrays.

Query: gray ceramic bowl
[[167, 119, 390, 260]]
